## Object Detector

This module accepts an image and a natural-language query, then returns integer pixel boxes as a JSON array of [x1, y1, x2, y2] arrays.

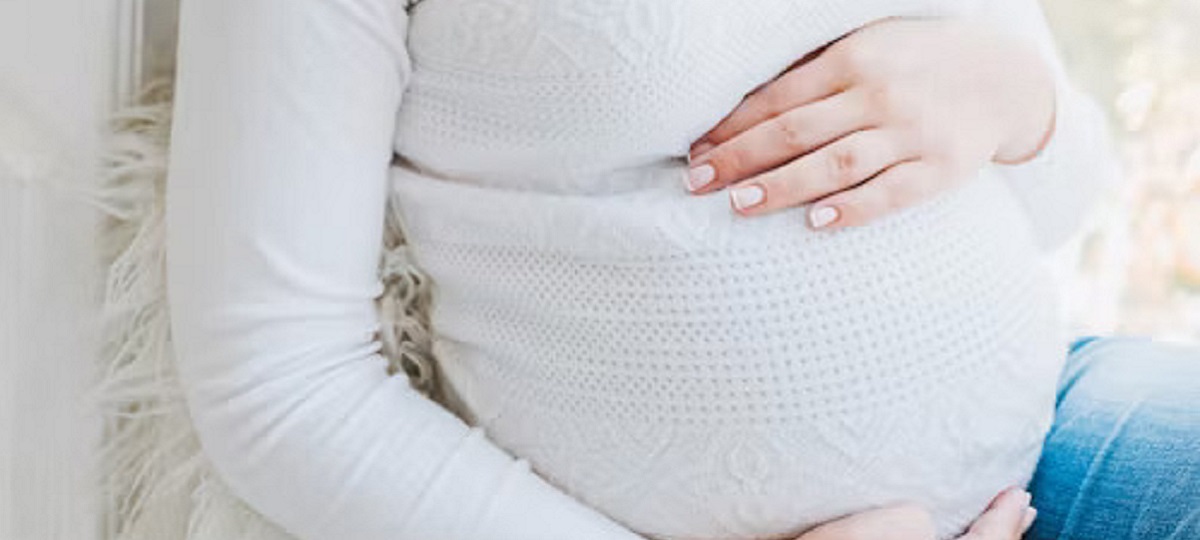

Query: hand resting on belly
[[676, 16, 1056, 540], [686, 18, 1056, 230]]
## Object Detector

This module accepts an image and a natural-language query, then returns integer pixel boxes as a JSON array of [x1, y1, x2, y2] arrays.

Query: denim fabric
[[1026, 337, 1200, 539]]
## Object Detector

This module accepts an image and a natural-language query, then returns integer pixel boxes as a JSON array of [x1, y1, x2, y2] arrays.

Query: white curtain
[[0, 2, 119, 539]]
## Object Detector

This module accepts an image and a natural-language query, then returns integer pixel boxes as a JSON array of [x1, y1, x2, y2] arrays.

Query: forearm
[[165, 1, 642, 538]]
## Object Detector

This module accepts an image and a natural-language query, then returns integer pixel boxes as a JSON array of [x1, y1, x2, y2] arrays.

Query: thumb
[[961, 488, 1036, 540]]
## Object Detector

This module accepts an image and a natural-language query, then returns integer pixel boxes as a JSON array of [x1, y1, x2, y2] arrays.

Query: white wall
[[0, 1, 120, 539]]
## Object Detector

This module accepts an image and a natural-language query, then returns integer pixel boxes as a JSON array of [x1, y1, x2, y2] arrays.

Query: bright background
[[1045, 0, 1200, 341], [0, 2, 1195, 539]]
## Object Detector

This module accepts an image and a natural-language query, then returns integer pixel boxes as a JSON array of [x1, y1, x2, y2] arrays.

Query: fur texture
[[92, 82, 437, 540]]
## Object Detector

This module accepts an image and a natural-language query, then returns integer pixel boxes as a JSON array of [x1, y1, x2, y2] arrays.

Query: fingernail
[[990, 486, 1023, 508], [687, 163, 716, 192], [690, 140, 715, 160], [730, 184, 766, 210], [1004, 488, 1032, 506], [1021, 507, 1038, 532], [809, 206, 840, 228]]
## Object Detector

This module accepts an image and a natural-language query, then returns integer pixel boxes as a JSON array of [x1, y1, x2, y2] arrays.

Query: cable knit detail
[[392, 165, 1067, 539]]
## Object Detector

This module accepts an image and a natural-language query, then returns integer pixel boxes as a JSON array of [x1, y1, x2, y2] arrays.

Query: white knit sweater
[[166, 1, 1115, 539]]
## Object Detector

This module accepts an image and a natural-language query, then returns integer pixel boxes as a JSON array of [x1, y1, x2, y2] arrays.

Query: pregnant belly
[[391, 164, 1066, 539]]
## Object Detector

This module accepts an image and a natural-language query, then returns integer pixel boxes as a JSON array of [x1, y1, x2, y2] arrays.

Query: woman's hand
[[685, 18, 1057, 230], [795, 488, 1037, 540]]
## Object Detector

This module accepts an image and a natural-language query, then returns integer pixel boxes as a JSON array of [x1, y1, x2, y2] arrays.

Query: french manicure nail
[[730, 184, 766, 210], [687, 164, 716, 192], [691, 140, 715, 159], [1021, 507, 1038, 532], [809, 206, 840, 228]]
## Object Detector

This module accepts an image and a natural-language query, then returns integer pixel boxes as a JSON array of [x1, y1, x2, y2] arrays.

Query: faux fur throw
[[93, 82, 437, 540]]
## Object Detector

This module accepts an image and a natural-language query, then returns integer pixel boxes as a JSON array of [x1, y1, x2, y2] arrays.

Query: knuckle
[[775, 73, 810, 105], [828, 146, 859, 185], [776, 72, 801, 95], [705, 124, 732, 145], [715, 146, 750, 177], [865, 84, 902, 118], [839, 41, 876, 73], [759, 87, 789, 113], [732, 94, 762, 121], [775, 113, 809, 150]]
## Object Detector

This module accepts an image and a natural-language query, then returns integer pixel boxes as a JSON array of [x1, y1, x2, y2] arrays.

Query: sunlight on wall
[[1045, 0, 1200, 340]]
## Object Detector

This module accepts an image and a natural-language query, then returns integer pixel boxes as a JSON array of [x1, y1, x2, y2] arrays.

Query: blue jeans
[[1026, 337, 1200, 539]]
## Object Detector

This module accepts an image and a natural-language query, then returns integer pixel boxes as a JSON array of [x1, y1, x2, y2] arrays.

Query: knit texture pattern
[[92, 1, 1114, 538], [391, 0, 1069, 538]]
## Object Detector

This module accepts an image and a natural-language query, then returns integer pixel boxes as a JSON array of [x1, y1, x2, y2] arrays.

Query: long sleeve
[[163, 1, 644, 538], [970, 0, 1121, 251]]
